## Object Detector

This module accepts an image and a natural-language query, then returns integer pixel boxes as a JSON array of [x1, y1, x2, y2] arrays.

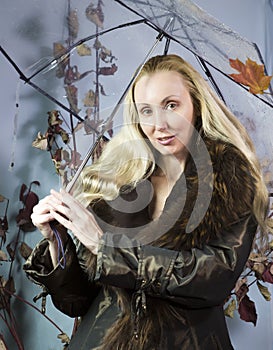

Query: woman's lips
[[157, 135, 176, 145]]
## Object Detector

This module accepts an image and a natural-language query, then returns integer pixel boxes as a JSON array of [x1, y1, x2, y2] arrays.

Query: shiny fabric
[[24, 140, 259, 350]]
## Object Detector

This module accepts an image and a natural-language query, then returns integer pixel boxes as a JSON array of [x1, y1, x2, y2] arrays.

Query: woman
[[24, 54, 269, 349]]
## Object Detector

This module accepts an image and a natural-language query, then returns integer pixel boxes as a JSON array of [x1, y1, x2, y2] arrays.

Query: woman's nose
[[154, 108, 168, 130]]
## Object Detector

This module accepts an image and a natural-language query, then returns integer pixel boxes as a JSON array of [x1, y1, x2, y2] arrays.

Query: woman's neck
[[155, 154, 186, 183]]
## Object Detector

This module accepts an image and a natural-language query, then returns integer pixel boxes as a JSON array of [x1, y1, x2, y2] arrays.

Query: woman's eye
[[140, 107, 153, 116], [165, 102, 177, 111]]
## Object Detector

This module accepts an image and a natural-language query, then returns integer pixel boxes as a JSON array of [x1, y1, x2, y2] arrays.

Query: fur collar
[[91, 138, 255, 250]]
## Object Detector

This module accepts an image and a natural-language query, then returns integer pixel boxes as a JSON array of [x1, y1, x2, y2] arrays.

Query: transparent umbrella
[[1, 0, 272, 193]]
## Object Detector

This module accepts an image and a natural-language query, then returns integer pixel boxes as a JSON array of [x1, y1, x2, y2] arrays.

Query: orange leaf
[[229, 58, 272, 94]]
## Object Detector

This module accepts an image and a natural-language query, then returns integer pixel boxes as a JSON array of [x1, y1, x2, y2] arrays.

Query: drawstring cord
[[49, 222, 66, 269], [131, 278, 151, 340]]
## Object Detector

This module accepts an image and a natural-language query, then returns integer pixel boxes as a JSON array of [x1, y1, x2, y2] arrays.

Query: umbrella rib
[[0, 45, 85, 123], [27, 19, 147, 82]]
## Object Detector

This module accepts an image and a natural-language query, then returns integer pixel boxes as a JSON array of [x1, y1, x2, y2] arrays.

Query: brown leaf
[[0, 250, 8, 261], [0, 334, 8, 350], [98, 63, 118, 76], [67, 9, 79, 39], [68, 150, 82, 170], [238, 294, 257, 325], [19, 242, 33, 260], [224, 298, 236, 318], [6, 243, 15, 261], [65, 85, 81, 114], [257, 281, 271, 301], [235, 281, 248, 302], [53, 42, 68, 78], [229, 58, 272, 94], [0, 216, 8, 232], [77, 43, 92, 56], [0, 195, 5, 202], [48, 110, 63, 126], [32, 131, 48, 150], [262, 263, 273, 283], [83, 89, 97, 107], [85, 2, 104, 29], [57, 332, 70, 344]]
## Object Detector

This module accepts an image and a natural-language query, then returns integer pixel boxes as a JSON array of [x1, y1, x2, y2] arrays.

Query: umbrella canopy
[[1, 0, 272, 192]]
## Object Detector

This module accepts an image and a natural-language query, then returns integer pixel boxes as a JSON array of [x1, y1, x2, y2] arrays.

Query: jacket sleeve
[[95, 213, 257, 308], [23, 234, 100, 317]]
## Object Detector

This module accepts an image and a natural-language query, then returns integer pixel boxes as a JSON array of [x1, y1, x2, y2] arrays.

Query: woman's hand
[[31, 193, 61, 243], [46, 189, 103, 255]]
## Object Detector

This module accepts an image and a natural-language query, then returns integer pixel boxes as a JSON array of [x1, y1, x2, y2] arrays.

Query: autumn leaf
[[0, 277, 15, 310], [65, 85, 81, 114], [57, 332, 70, 344], [53, 42, 68, 78], [85, 2, 104, 29], [16, 183, 39, 232], [238, 294, 257, 326], [32, 131, 48, 150], [257, 281, 271, 301], [262, 262, 273, 283], [67, 9, 79, 39], [68, 150, 82, 170], [19, 242, 33, 260], [229, 58, 272, 94], [224, 298, 236, 318], [0, 250, 8, 261], [0, 334, 8, 350], [83, 89, 98, 107], [235, 281, 249, 303], [77, 43, 92, 56], [98, 63, 118, 76]]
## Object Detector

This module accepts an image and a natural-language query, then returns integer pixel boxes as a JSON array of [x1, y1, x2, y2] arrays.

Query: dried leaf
[[98, 63, 118, 76], [0, 195, 5, 202], [32, 131, 48, 150], [19, 242, 33, 260], [262, 263, 273, 283], [58, 332, 70, 344], [0, 334, 8, 350], [6, 243, 15, 261], [16, 185, 39, 232], [85, 2, 104, 29], [224, 298, 236, 318], [99, 83, 107, 96], [235, 281, 249, 302], [0, 216, 8, 232], [67, 9, 79, 39], [83, 89, 98, 107], [68, 150, 82, 170], [60, 129, 69, 144], [48, 110, 63, 126], [238, 294, 257, 326], [0, 250, 8, 261], [257, 281, 271, 301], [65, 85, 81, 114], [252, 262, 266, 277], [77, 43, 92, 56], [99, 45, 117, 63], [229, 58, 273, 94], [53, 42, 68, 78]]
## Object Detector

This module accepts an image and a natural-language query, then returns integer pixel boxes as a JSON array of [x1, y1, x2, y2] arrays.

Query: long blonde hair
[[75, 54, 268, 232]]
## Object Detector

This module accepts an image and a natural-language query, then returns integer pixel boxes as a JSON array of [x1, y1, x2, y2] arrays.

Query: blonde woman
[[24, 54, 269, 350]]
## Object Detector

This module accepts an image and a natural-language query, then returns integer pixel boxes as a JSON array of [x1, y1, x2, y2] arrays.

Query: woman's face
[[134, 70, 196, 163]]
